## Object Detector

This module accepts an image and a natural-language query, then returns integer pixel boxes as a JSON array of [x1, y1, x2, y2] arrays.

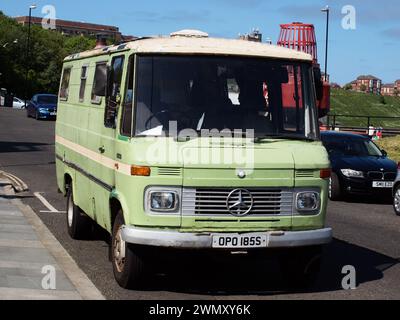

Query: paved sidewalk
[[0, 178, 104, 300]]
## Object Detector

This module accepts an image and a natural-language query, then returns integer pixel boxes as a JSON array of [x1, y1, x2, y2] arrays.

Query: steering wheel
[[145, 109, 194, 131]]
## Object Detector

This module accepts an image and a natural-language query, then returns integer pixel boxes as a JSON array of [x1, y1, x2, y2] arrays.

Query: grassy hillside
[[377, 136, 400, 162], [330, 89, 400, 128]]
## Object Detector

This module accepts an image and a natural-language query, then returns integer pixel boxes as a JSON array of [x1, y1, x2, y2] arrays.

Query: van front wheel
[[66, 186, 92, 240], [112, 211, 148, 289]]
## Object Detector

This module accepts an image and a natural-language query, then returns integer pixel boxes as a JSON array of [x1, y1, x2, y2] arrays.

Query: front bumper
[[121, 226, 333, 249], [341, 176, 393, 195]]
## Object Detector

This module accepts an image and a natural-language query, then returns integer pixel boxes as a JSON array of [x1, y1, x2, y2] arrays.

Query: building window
[[59, 67, 72, 101], [91, 62, 107, 104], [79, 65, 88, 102]]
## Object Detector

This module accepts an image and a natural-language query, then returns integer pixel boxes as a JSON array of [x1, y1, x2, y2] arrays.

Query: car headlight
[[145, 187, 181, 214], [341, 169, 365, 178], [296, 191, 320, 213]]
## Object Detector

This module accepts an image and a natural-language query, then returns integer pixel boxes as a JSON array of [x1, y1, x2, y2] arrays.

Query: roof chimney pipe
[[95, 34, 108, 49]]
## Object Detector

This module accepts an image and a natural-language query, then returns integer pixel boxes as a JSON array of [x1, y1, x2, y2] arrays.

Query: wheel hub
[[394, 189, 400, 213], [113, 227, 126, 273]]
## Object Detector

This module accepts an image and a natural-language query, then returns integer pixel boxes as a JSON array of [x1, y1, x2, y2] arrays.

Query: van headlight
[[295, 191, 320, 213], [145, 187, 181, 214]]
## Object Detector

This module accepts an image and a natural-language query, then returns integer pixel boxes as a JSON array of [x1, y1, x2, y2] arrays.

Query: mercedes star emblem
[[226, 189, 254, 217]]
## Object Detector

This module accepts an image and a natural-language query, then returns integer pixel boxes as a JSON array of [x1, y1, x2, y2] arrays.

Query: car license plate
[[373, 181, 394, 188], [50, 112, 57, 116], [212, 234, 267, 249]]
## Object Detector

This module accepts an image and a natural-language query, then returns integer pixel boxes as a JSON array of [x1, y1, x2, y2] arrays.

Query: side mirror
[[313, 67, 323, 100], [381, 150, 388, 157]]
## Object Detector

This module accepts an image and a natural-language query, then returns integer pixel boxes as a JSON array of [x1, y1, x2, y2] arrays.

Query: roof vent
[[170, 29, 209, 38]]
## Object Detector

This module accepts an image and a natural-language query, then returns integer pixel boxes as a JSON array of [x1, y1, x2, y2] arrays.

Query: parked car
[[321, 131, 397, 200], [26, 94, 58, 120], [393, 174, 400, 216], [13, 97, 26, 109]]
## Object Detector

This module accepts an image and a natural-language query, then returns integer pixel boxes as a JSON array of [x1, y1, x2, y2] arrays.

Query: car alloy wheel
[[394, 187, 400, 216]]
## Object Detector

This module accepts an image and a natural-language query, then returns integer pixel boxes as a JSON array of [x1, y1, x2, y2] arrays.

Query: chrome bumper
[[121, 227, 333, 249]]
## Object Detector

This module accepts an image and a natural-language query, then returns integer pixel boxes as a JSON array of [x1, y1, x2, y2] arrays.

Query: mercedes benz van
[[56, 30, 332, 289]]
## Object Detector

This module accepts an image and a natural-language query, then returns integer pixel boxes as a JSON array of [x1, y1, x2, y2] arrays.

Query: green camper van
[[56, 30, 332, 289]]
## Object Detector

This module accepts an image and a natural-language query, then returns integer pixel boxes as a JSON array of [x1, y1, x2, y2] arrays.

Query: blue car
[[26, 94, 58, 120]]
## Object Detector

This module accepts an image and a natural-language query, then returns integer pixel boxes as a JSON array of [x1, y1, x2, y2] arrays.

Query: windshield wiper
[[254, 134, 316, 143]]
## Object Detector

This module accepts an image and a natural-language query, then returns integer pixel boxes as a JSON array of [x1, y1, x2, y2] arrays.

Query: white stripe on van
[[56, 135, 132, 176]]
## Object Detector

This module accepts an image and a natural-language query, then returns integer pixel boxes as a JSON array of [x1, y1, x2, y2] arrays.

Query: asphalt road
[[0, 107, 399, 300]]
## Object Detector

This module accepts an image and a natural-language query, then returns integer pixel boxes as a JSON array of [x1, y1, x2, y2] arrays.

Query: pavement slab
[[0, 183, 104, 300]]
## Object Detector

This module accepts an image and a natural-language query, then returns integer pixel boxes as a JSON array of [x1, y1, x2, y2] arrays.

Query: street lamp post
[[321, 5, 330, 82], [25, 4, 37, 107]]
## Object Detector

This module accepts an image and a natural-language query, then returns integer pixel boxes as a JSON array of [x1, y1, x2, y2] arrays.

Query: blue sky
[[2, 0, 400, 85]]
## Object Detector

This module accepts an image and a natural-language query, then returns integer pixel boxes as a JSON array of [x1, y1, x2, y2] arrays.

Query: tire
[[279, 246, 323, 290], [112, 211, 148, 289], [66, 185, 92, 240], [394, 185, 400, 216], [329, 172, 342, 201], [35, 111, 40, 120]]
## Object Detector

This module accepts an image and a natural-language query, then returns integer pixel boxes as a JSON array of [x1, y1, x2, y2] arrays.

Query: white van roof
[[64, 34, 313, 62]]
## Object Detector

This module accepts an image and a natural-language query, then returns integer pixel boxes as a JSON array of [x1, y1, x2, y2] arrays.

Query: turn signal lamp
[[320, 169, 332, 179], [131, 166, 151, 177]]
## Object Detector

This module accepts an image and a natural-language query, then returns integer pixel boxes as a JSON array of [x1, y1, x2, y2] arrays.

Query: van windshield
[[134, 55, 318, 140]]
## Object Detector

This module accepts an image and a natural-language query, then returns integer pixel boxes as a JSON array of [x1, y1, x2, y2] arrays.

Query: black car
[[26, 94, 58, 120], [321, 131, 397, 200]]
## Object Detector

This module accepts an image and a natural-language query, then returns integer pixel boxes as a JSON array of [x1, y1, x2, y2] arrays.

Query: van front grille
[[157, 167, 182, 176], [182, 188, 293, 217], [296, 170, 314, 178]]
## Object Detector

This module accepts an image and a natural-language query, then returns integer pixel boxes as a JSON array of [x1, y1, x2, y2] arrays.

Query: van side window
[[79, 65, 88, 102], [121, 55, 134, 136], [59, 67, 72, 101], [91, 62, 107, 104], [105, 55, 125, 128]]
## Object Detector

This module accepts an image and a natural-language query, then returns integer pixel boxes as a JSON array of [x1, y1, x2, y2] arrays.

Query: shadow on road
[[128, 239, 398, 296], [338, 195, 393, 205], [0, 141, 52, 153]]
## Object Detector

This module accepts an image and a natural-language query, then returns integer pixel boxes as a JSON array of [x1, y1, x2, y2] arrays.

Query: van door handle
[[99, 146, 105, 154]]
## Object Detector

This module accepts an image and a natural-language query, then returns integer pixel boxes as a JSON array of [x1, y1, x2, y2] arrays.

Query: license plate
[[50, 112, 57, 116], [212, 234, 268, 249], [373, 181, 394, 188]]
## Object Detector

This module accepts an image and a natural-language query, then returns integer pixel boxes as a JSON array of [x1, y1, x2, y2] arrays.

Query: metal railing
[[326, 114, 400, 136]]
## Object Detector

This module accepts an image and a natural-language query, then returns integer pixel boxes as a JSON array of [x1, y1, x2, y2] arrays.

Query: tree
[[360, 84, 367, 92], [344, 83, 353, 90], [0, 13, 97, 98]]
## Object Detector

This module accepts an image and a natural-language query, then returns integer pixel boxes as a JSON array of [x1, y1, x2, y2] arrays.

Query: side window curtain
[[91, 62, 107, 104], [105, 55, 125, 128], [121, 55, 135, 136], [59, 67, 72, 101], [79, 65, 88, 102]]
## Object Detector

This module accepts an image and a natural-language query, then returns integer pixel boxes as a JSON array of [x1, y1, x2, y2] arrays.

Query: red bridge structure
[[277, 22, 331, 119]]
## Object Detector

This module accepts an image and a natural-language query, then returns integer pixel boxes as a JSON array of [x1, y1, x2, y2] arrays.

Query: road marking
[[40, 210, 66, 214], [34, 192, 61, 213]]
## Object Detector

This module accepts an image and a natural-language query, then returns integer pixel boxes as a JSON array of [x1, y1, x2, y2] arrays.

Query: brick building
[[381, 84, 395, 96], [15, 16, 135, 42], [351, 75, 382, 95]]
